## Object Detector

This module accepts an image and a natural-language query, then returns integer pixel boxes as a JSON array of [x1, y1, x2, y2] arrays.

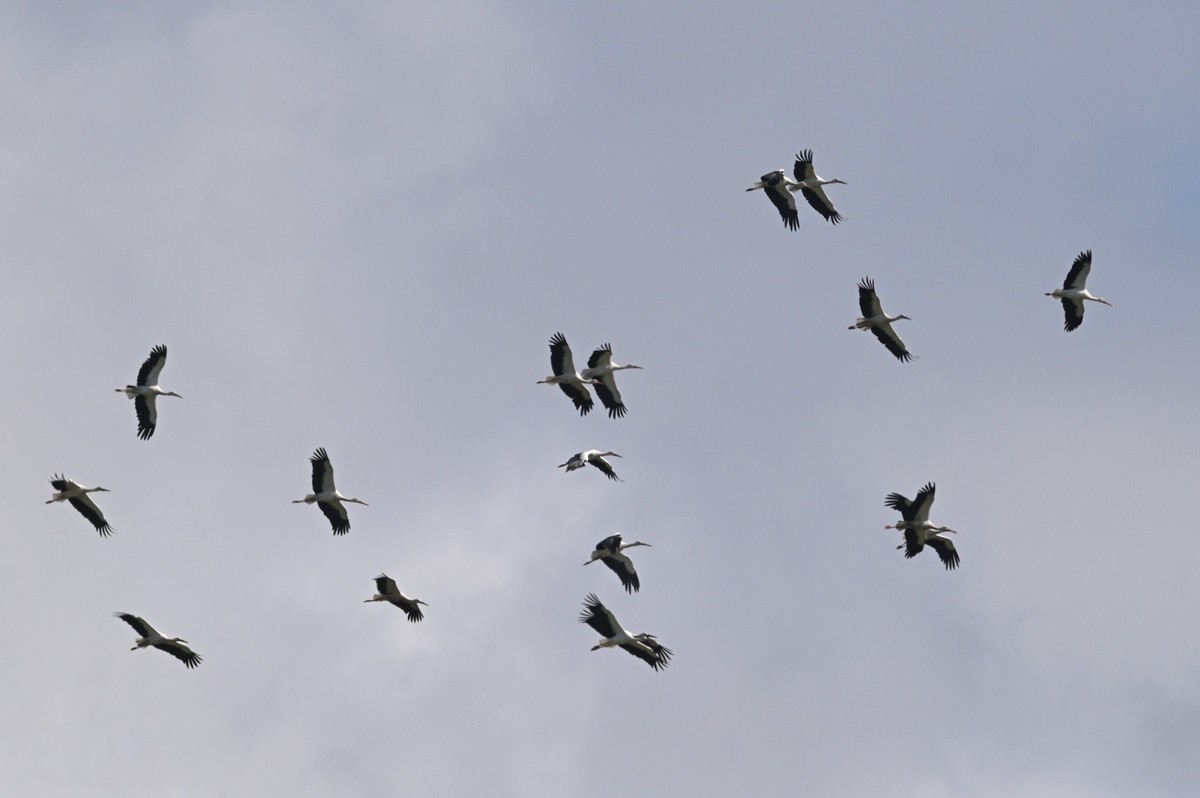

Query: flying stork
[[1045, 250, 1111, 331], [114, 613, 202, 669], [364, 574, 427, 622], [850, 277, 914, 362], [792, 149, 846, 224], [115, 344, 182, 440], [46, 473, 113, 537], [746, 149, 845, 229], [747, 168, 802, 230], [578, 593, 672, 671], [584, 534, 651, 593], [559, 450, 623, 482], [293, 447, 368, 535], [537, 332, 595, 416], [580, 344, 642, 418], [884, 482, 959, 570]]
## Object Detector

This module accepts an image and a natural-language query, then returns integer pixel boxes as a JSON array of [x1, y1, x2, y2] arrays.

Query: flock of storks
[[743, 151, 1112, 572], [46, 150, 1113, 672]]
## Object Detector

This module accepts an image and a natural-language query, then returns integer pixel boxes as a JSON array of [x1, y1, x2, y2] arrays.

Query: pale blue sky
[[2, 3, 1198, 796]]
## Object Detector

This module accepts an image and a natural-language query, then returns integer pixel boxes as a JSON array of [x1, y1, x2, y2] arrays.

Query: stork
[[115, 613, 201, 668], [293, 447, 368, 535], [791, 149, 846, 224], [364, 574, 427, 622], [746, 168, 802, 230], [884, 482, 959, 570], [115, 344, 181, 440], [537, 332, 595, 416], [578, 593, 672, 671], [559, 450, 623, 482], [1046, 250, 1111, 331], [584, 534, 651, 593], [850, 277, 914, 362], [46, 473, 112, 537], [580, 344, 642, 418]]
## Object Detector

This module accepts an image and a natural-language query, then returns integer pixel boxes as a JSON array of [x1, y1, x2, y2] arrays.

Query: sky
[[2, 2, 1199, 796]]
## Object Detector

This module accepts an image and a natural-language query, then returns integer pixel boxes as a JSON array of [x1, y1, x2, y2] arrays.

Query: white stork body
[[578, 593, 672, 671], [293, 447, 368, 535], [46, 474, 112, 537], [791, 149, 846, 224], [364, 574, 427, 622], [115, 613, 201, 668], [115, 344, 181, 440], [584, 534, 651, 593], [1046, 250, 1111, 331], [580, 344, 642, 419], [850, 277, 914, 362], [559, 450, 623, 482], [884, 482, 959, 570], [537, 332, 595, 416]]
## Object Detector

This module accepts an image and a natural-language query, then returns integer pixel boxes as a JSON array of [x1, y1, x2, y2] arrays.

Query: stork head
[[830, 178, 847, 185], [601, 451, 622, 459], [165, 391, 183, 398]]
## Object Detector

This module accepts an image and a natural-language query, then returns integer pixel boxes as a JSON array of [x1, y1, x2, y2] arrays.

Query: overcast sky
[[2, 2, 1199, 796]]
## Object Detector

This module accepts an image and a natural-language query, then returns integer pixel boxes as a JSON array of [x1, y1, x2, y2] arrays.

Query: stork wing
[[911, 482, 937, 524], [884, 491, 914, 519], [871, 323, 913, 362], [49, 474, 73, 492], [800, 185, 843, 224], [134, 394, 157, 440], [592, 375, 627, 419], [902, 529, 924, 559], [578, 593, 619, 639], [69, 495, 113, 537], [374, 574, 399, 596], [587, 344, 613, 371], [594, 534, 622, 554], [857, 277, 881, 318], [115, 613, 156, 638], [158, 640, 202, 669], [621, 635, 672, 671], [1062, 298, 1085, 332], [927, 536, 960, 570], [319, 499, 350, 535], [792, 150, 817, 182], [548, 332, 576, 377], [1063, 250, 1092, 290], [136, 345, 168, 386], [589, 457, 622, 482], [310, 448, 335, 494], [601, 553, 640, 593], [557, 381, 594, 416], [764, 182, 799, 231], [400, 600, 424, 623]]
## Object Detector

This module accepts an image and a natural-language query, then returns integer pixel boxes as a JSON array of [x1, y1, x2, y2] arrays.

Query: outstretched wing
[[136, 345, 168, 386], [592, 375, 627, 418], [578, 593, 619, 638], [319, 499, 350, 535], [601, 553, 640, 593]]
